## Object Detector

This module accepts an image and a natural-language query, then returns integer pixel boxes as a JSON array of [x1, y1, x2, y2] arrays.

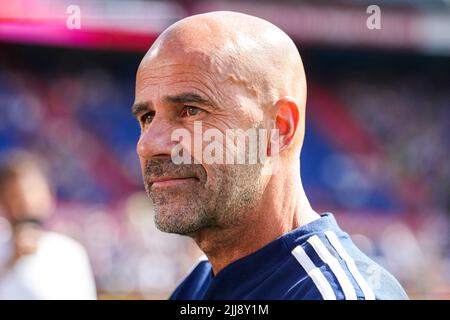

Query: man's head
[[0, 151, 54, 225], [134, 11, 307, 236]]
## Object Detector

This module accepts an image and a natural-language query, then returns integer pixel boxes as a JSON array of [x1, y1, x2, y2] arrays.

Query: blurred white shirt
[[0, 231, 97, 300]]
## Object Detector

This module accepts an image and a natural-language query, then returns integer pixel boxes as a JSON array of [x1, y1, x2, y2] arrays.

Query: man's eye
[[140, 112, 155, 125], [181, 106, 202, 117]]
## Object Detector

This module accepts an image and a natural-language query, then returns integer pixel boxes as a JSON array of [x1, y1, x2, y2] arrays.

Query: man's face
[[134, 51, 266, 235]]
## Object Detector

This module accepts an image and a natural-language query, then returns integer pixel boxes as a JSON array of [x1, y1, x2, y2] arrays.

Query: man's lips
[[149, 177, 199, 188]]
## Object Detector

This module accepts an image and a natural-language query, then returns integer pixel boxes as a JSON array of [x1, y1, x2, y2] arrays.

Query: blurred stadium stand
[[1, 0, 449, 299]]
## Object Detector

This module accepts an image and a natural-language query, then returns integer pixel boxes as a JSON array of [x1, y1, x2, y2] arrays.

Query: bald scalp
[[137, 11, 307, 155]]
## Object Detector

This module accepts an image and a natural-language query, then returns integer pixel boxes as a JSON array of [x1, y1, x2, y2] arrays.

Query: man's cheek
[[201, 114, 240, 132], [141, 162, 145, 178], [203, 164, 227, 187]]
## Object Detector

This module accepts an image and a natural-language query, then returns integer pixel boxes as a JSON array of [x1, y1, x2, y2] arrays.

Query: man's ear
[[273, 96, 300, 153]]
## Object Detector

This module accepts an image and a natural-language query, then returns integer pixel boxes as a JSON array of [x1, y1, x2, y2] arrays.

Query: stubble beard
[[145, 161, 265, 237]]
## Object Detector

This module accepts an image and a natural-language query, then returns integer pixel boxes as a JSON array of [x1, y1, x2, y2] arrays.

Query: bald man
[[133, 11, 408, 300]]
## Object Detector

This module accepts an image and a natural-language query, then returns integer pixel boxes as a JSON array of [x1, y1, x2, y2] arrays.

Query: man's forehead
[[135, 53, 233, 106], [136, 66, 222, 103], [138, 48, 223, 79], [134, 59, 224, 112]]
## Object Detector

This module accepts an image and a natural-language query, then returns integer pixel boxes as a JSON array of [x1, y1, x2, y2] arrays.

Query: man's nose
[[137, 119, 174, 159]]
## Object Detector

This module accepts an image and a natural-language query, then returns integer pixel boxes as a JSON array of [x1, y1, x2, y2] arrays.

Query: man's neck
[[192, 173, 320, 275]]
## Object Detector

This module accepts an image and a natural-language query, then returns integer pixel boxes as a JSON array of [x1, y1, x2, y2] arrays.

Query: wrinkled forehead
[[136, 44, 260, 107], [138, 47, 222, 80], [136, 51, 226, 105]]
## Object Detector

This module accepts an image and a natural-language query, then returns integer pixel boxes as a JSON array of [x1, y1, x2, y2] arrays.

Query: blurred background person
[[0, 151, 97, 299]]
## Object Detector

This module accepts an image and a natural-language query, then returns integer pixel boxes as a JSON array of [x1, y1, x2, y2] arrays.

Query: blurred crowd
[[324, 64, 450, 298], [334, 72, 450, 214]]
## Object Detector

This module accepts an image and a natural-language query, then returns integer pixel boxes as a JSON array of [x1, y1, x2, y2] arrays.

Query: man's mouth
[[149, 177, 199, 189]]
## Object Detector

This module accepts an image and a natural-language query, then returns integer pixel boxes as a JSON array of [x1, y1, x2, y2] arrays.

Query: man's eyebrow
[[163, 92, 217, 109], [131, 102, 151, 117]]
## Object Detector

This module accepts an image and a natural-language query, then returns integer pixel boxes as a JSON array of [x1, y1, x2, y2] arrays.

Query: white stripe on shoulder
[[185, 254, 209, 275], [307, 235, 357, 300], [291, 245, 336, 300], [325, 231, 376, 300]]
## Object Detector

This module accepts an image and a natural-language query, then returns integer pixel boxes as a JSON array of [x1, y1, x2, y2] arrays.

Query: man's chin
[[153, 207, 208, 236]]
